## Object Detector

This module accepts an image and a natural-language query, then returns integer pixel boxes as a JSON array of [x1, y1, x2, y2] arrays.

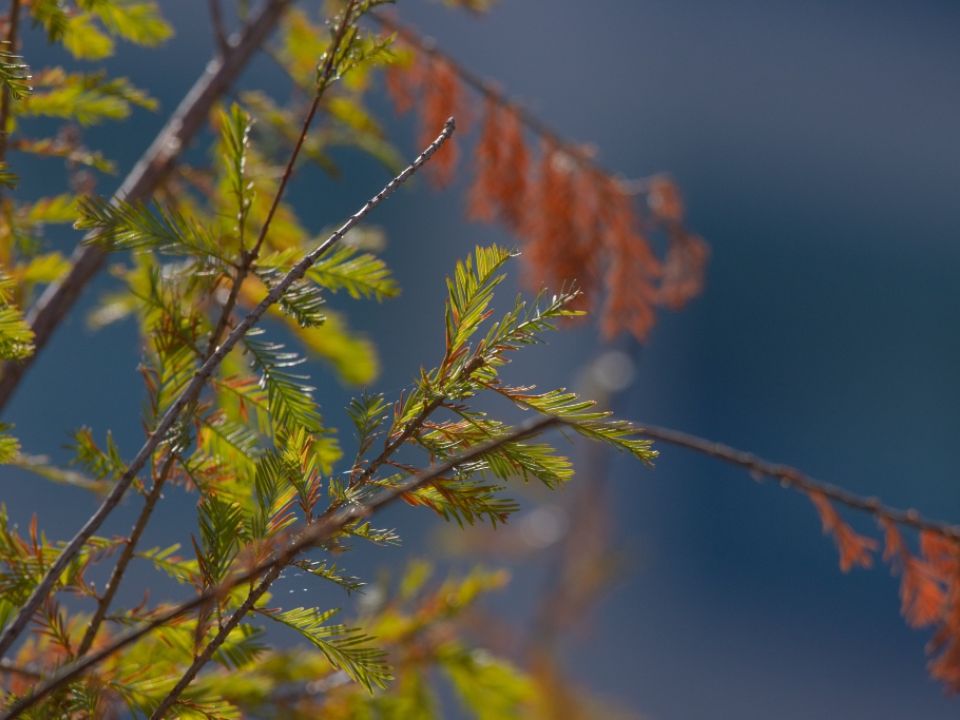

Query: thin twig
[[208, 0, 230, 55], [148, 566, 280, 719], [638, 423, 960, 541], [77, 28, 351, 639], [350, 352, 486, 489], [74, 452, 178, 658], [159, 358, 481, 713], [0, 0, 22, 163], [206, 0, 359, 357], [147, 8, 365, 708], [0, 659, 41, 681], [0, 116, 456, 663], [0, 0, 294, 411], [2, 414, 559, 719]]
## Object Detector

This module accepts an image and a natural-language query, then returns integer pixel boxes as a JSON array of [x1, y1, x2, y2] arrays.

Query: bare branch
[[639, 423, 960, 541], [74, 452, 178, 658], [208, 0, 230, 55], [0, 659, 41, 681], [0, 117, 457, 660], [1, 414, 559, 719], [0, 0, 295, 411]]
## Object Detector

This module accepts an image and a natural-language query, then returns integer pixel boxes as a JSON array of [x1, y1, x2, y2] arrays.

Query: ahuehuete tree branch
[[0, 660, 40, 681], [0, 117, 457, 661], [74, 451, 178, 658], [149, 565, 281, 719], [1, 413, 560, 719], [206, 0, 359, 358], [79, 16, 372, 633], [0, 0, 294, 412], [637, 423, 960, 542], [77, 244, 257, 658], [368, 11, 649, 195], [349, 356, 485, 489], [157, 357, 485, 715]]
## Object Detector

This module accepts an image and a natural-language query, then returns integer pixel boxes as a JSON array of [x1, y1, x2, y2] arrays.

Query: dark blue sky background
[[3, 1, 960, 717]]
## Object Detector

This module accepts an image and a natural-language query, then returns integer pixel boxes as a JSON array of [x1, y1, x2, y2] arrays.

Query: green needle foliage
[[0, 44, 31, 102], [0, 2, 660, 718]]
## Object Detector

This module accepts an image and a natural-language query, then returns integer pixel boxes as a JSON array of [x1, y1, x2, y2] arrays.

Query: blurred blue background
[[4, 0, 960, 717]]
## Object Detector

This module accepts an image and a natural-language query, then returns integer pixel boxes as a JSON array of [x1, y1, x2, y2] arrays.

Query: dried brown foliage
[[387, 52, 465, 187], [384, 36, 707, 341], [805, 504, 960, 692], [808, 490, 877, 572]]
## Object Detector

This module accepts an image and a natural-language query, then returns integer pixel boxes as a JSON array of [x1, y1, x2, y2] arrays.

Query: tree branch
[[74, 452, 178, 658], [1, 414, 559, 719], [0, 659, 41, 681], [205, 0, 359, 358], [155, 353, 484, 715], [208, 0, 229, 56], [0, 117, 456, 660], [0, 0, 294, 411], [53, 4, 367, 661], [349, 355, 485, 489], [638, 422, 960, 541], [148, 566, 281, 719]]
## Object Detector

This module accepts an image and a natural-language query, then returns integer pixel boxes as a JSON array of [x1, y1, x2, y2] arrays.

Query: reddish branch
[[374, 12, 706, 340], [639, 422, 960, 689]]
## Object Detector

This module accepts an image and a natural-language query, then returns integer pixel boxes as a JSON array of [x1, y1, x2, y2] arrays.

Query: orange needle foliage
[[383, 36, 708, 341], [807, 490, 877, 572], [882, 520, 947, 629]]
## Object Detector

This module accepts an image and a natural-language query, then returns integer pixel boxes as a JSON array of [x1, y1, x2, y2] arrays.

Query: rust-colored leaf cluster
[[916, 530, 960, 690], [383, 38, 707, 340], [882, 520, 947, 630], [807, 490, 877, 572], [386, 52, 466, 189], [807, 492, 960, 692]]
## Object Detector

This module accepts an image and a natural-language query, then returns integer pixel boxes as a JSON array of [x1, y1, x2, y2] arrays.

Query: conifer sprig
[[75, 197, 228, 264], [0, 415, 562, 719], [0, 116, 457, 661], [257, 606, 391, 690], [0, 42, 31, 103], [0, 2, 27, 164], [74, 452, 179, 658]]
